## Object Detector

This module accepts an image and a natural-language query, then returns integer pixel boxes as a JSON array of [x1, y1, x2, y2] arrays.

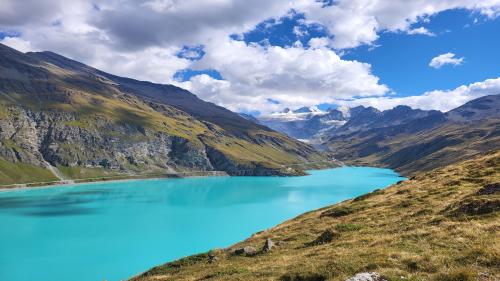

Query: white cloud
[[292, 25, 308, 37], [429, 52, 465, 69], [407, 27, 435, 36], [299, 0, 500, 48], [337, 77, 500, 112], [308, 37, 330, 49], [0, 36, 34, 52], [182, 38, 388, 113]]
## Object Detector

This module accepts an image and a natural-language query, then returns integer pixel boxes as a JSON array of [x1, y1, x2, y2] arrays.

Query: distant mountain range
[[256, 106, 348, 142], [325, 94, 500, 175], [254, 95, 499, 175], [0, 43, 329, 186], [255, 104, 443, 143]]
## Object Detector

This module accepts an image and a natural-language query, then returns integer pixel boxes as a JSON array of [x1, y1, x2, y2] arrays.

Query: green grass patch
[[0, 157, 58, 185], [57, 166, 118, 180], [335, 223, 363, 232]]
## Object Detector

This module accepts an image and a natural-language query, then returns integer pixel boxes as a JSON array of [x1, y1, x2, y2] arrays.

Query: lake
[[0, 167, 403, 281]]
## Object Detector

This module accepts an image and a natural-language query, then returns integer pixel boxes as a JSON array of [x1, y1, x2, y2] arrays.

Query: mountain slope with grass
[[0, 43, 330, 186], [325, 95, 500, 176], [132, 150, 500, 281]]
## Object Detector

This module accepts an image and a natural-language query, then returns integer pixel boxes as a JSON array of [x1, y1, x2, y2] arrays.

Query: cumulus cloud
[[179, 38, 389, 113], [0, 36, 34, 52], [429, 52, 465, 69], [300, 0, 500, 49], [337, 77, 500, 112]]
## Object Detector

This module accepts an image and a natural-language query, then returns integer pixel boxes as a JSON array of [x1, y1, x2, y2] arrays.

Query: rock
[[306, 229, 339, 246], [476, 183, 500, 195], [207, 253, 218, 263], [262, 238, 275, 252], [233, 246, 257, 256], [345, 272, 387, 281]]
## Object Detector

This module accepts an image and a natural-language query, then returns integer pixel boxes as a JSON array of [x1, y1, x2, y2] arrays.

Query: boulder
[[207, 253, 218, 263], [233, 246, 257, 256], [262, 238, 275, 252], [345, 272, 387, 281]]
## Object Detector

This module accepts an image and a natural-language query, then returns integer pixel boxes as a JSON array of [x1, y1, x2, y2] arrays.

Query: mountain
[[446, 94, 500, 122], [238, 113, 260, 124], [0, 43, 330, 186], [256, 105, 437, 144], [258, 107, 347, 142], [325, 95, 500, 175], [132, 150, 500, 281]]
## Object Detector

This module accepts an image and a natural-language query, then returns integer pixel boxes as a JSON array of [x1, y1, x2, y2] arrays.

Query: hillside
[[0, 43, 330, 186], [325, 95, 500, 176], [132, 150, 500, 281]]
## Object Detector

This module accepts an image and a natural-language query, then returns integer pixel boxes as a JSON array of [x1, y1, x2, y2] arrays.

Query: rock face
[[345, 272, 387, 281], [0, 107, 213, 174]]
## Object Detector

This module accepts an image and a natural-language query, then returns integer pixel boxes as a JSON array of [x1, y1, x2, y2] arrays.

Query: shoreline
[[0, 171, 230, 192], [0, 161, 342, 192]]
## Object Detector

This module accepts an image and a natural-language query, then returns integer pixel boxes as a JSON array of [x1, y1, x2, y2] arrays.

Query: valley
[[133, 150, 500, 281], [0, 34, 498, 281]]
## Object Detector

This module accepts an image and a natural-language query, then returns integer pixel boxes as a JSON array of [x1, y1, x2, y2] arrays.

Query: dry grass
[[132, 151, 500, 281]]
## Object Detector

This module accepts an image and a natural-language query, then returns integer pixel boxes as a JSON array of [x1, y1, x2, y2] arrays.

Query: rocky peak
[[446, 94, 500, 122], [292, 107, 314, 114]]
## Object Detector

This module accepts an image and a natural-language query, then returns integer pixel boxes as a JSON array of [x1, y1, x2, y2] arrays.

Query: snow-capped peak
[[336, 105, 351, 118]]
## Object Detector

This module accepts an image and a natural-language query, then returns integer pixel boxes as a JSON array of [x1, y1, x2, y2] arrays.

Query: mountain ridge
[[0, 43, 331, 186], [325, 94, 500, 175]]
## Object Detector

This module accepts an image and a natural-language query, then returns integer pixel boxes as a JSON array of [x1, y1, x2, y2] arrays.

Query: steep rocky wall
[[0, 106, 214, 178]]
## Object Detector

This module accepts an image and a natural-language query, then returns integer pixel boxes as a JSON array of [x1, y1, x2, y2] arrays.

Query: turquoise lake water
[[0, 167, 403, 281]]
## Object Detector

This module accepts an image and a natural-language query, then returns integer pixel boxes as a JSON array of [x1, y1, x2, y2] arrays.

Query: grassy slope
[[329, 119, 500, 176], [133, 151, 500, 281], [0, 157, 58, 185]]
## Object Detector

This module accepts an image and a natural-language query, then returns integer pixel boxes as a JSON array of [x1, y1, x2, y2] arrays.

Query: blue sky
[[344, 9, 500, 97]]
